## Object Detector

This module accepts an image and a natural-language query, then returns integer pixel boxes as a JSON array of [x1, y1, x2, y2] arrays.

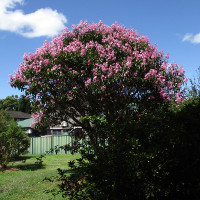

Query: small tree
[[10, 21, 187, 199], [0, 110, 30, 170]]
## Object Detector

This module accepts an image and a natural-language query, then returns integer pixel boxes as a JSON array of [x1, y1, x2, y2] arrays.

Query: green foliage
[[0, 95, 32, 113], [0, 95, 18, 111], [52, 99, 200, 200], [0, 109, 11, 132], [186, 66, 200, 98], [35, 155, 46, 167], [168, 97, 200, 199], [17, 95, 32, 113], [0, 110, 30, 170]]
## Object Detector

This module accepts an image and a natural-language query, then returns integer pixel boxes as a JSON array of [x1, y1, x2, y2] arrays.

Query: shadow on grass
[[0, 164, 45, 173], [13, 155, 46, 171], [1, 155, 46, 172], [14, 163, 46, 171], [11, 155, 37, 162]]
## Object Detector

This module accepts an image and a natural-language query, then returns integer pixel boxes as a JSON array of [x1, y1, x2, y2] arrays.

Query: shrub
[[0, 110, 30, 170]]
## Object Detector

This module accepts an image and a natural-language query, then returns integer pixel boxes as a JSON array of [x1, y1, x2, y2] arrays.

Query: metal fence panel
[[26, 135, 73, 155]]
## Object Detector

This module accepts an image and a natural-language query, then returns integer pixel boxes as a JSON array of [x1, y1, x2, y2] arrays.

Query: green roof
[[18, 118, 34, 128]]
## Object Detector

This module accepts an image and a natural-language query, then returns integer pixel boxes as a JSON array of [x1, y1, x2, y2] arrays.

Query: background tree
[[10, 21, 188, 199], [186, 66, 200, 98], [0, 95, 32, 113], [0, 95, 18, 111], [0, 110, 30, 170], [17, 95, 32, 113]]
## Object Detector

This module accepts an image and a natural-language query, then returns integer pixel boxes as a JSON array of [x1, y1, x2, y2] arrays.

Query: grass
[[0, 153, 80, 200]]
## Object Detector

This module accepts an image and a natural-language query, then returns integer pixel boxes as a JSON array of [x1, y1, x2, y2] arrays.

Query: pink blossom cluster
[[144, 61, 187, 101], [30, 110, 44, 128]]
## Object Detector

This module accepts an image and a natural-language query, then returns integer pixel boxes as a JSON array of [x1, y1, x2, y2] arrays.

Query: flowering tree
[[10, 21, 186, 131], [10, 21, 188, 199]]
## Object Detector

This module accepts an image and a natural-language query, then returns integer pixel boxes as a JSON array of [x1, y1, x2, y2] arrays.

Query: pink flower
[[161, 92, 167, 98], [126, 61, 132, 68], [51, 100, 55, 104], [51, 65, 60, 71], [69, 96, 73, 100], [148, 95, 155, 100], [178, 83, 182, 88], [101, 85, 106, 91], [165, 53, 169, 59], [30, 121, 35, 128], [93, 76, 98, 83], [81, 48, 86, 56], [85, 78, 91, 86], [101, 75, 105, 81]]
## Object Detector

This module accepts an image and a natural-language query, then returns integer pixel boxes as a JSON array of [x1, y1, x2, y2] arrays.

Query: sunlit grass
[[0, 154, 80, 200]]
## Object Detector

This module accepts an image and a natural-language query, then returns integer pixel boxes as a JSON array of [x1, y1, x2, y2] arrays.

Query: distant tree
[[18, 95, 32, 113], [0, 95, 31, 113], [187, 66, 200, 98], [0, 110, 30, 170], [0, 95, 18, 111]]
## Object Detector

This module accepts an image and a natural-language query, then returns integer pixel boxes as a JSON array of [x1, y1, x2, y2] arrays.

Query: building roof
[[5, 111, 31, 119], [18, 118, 34, 128]]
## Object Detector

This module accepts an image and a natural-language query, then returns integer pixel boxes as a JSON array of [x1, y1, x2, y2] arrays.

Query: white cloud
[[0, 0, 67, 38], [182, 33, 200, 44]]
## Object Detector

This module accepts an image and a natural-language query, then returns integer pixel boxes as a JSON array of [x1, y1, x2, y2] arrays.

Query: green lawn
[[0, 154, 80, 200]]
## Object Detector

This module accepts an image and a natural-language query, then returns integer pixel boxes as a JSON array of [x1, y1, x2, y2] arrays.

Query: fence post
[[51, 136, 53, 154], [32, 137, 34, 154]]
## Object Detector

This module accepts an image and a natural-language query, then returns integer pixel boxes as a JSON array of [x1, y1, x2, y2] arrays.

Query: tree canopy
[[10, 21, 187, 131]]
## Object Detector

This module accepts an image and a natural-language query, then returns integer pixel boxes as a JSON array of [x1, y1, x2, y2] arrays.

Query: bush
[[54, 102, 200, 200], [167, 97, 200, 199], [0, 110, 30, 170]]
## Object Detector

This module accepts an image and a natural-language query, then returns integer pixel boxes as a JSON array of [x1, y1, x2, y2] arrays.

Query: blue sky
[[1, 0, 200, 99]]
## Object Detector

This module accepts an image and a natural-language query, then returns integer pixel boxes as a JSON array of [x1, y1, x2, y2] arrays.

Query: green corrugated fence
[[26, 135, 73, 155]]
